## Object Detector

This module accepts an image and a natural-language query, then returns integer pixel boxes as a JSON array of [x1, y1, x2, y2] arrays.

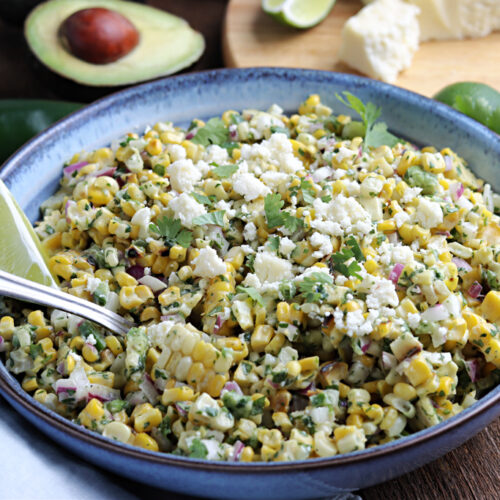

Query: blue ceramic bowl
[[0, 68, 499, 500]]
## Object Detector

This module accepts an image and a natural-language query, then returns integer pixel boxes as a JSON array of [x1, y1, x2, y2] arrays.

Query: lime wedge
[[0, 179, 57, 287], [262, 0, 336, 29]]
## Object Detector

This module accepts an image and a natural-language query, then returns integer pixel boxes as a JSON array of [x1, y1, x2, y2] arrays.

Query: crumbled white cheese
[[310, 232, 333, 259], [254, 252, 293, 283], [125, 147, 144, 173], [232, 173, 271, 201], [279, 237, 296, 257], [167, 159, 202, 192], [243, 222, 258, 242], [415, 198, 443, 229], [204, 145, 229, 165], [167, 144, 187, 162], [311, 195, 372, 236], [339, 0, 420, 83], [192, 248, 227, 278], [366, 278, 399, 309], [168, 193, 206, 228], [394, 211, 410, 228]]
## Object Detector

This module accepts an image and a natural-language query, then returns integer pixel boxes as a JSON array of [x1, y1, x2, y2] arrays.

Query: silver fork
[[0, 269, 134, 336]]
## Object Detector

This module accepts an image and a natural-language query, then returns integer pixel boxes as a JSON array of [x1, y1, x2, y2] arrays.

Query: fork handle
[[0, 269, 133, 336]]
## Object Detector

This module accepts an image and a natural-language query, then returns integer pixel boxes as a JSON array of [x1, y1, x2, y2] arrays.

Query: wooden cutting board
[[223, 0, 500, 97]]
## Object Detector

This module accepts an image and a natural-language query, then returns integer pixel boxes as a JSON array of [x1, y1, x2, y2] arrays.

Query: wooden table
[[0, 1, 498, 498]]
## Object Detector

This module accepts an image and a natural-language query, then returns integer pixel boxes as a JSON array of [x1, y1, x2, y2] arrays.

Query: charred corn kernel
[[239, 446, 254, 462], [394, 383, 417, 401], [364, 259, 379, 274], [105, 336, 123, 356], [272, 411, 293, 433], [134, 433, 159, 452], [378, 220, 397, 232], [83, 398, 105, 420], [22, 376, 38, 392], [159, 286, 181, 307], [396, 150, 417, 175], [115, 271, 137, 287], [82, 343, 99, 362], [169, 245, 187, 261], [192, 341, 217, 366], [400, 298, 418, 315], [70, 336, 85, 350], [251, 325, 275, 352], [265, 333, 286, 355], [436, 376, 454, 397], [363, 404, 384, 424], [346, 414, 364, 427], [338, 382, 350, 399], [205, 374, 227, 397], [334, 425, 357, 441], [102, 422, 132, 443], [134, 407, 162, 432], [0, 316, 15, 340], [485, 338, 500, 367], [65, 355, 76, 374], [481, 291, 500, 322], [405, 355, 433, 386], [28, 310, 45, 327], [257, 428, 283, 449], [162, 386, 195, 405], [380, 408, 399, 431], [298, 356, 319, 372], [140, 306, 161, 322], [88, 372, 115, 387], [146, 138, 162, 156], [284, 360, 300, 378]]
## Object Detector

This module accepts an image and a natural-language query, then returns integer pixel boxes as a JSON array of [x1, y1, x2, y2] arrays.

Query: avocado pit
[[60, 7, 139, 64]]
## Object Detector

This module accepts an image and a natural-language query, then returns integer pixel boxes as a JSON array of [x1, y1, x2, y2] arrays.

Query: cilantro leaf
[[365, 122, 399, 149], [329, 237, 365, 279], [191, 192, 215, 207], [282, 213, 304, 233], [298, 272, 333, 303], [264, 193, 303, 233], [300, 179, 316, 204], [268, 236, 280, 253], [192, 210, 226, 226], [188, 438, 208, 459], [192, 117, 229, 147], [212, 163, 239, 178], [336, 91, 399, 150], [264, 193, 285, 228], [149, 216, 193, 248], [270, 126, 291, 137], [153, 164, 165, 177], [236, 286, 265, 307]]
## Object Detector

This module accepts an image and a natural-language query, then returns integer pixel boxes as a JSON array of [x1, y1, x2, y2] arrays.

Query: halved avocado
[[24, 0, 205, 87]]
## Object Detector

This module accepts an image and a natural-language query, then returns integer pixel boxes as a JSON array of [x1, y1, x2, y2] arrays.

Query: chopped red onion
[[221, 381, 243, 395], [126, 265, 145, 280], [361, 340, 372, 354], [381, 351, 397, 370], [452, 257, 472, 273], [139, 375, 159, 404], [175, 403, 188, 417], [127, 391, 148, 406], [214, 315, 224, 334], [388, 263, 405, 285], [444, 156, 453, 172], [421, 304, 450, 322], [465, 359, 480, 382], [93, 166, 117, 178], [267, 379, 280, 389], [356, 146, 363, 160], [387, 232, 400, 244], [232, 440, 245, 461], [185, 128, 198, 140], [298, 382, 315, 395], [0, 336, 5, 353], [138, 275, 167, 292], [65, 200, 76, 223], [56, 361, 66, 375], [451, 183, 464, 201], [55, 383, 77, 395], [468, 281, 482, 299], [63, 161, 88, 178]]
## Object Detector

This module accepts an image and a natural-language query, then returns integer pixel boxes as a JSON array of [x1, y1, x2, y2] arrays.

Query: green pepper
[[0, 99, 82, 163], [434, 82, 500, 134]]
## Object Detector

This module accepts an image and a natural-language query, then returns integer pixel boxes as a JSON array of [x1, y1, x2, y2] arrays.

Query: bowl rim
[[0, 67, 499, 472]]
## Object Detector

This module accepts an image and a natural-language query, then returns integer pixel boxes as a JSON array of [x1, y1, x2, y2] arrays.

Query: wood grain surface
[[0, 1, 498, 499], [223, 0, 500, 97]]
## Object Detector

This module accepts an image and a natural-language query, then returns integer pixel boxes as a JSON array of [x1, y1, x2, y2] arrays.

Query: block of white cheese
[[339, 0, 420, 83], [362, 0, 500, 41]]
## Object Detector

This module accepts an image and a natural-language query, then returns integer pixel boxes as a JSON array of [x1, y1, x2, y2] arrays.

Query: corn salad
[[1, 94, 499, 462]]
